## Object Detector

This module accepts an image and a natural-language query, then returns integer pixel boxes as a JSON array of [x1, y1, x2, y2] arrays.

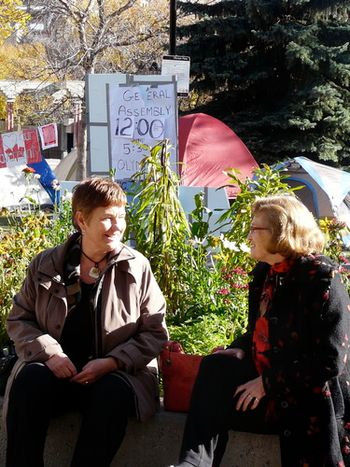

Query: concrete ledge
[[0, 398, 281, 466]]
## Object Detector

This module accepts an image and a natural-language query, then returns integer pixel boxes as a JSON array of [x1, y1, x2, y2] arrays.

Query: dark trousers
[[179, 353, 278, 467], [6, 363, 136, 467]]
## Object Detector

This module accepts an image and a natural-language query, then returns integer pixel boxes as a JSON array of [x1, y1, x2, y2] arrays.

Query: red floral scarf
[[252, 258, 294, 375]]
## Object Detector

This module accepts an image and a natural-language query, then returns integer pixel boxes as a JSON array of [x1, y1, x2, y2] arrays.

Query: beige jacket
[[3, 234, 168, 422]]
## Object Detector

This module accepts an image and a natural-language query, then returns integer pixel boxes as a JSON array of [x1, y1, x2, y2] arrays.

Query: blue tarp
[[28, 158, 61, 205]]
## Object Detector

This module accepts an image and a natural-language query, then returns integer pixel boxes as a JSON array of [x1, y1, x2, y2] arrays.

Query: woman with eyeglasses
[[170, 194, 350, 467]]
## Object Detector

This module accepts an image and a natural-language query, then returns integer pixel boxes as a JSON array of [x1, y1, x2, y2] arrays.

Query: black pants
[[179, 353, 278, 467], [6, 363, 136, 467]]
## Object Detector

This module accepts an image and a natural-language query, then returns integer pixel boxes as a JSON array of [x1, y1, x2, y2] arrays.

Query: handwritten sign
[[108, 83, 177, 179]]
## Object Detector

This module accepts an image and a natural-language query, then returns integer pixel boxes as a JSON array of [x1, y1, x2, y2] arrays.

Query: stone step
[[0, 398, 281, 467]]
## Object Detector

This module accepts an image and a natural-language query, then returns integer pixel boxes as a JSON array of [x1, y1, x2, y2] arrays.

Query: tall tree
[[178, 0, 350, 167], [23, 0, 169, 178]]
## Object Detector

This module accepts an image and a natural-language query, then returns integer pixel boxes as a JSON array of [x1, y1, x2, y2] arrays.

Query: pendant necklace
[[81, 250, 108, 280]]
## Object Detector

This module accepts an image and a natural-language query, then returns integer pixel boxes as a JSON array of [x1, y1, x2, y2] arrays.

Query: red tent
[[178, 113, 258, 197]]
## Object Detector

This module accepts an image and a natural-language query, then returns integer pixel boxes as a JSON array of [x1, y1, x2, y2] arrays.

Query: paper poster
[[1, 132, 26, 168], [161, 55, 190, 96], [23, 129, 42, 164], [0, 130, 42, 169], [108, 83, 176, 179], [38, 123, 58, 149]]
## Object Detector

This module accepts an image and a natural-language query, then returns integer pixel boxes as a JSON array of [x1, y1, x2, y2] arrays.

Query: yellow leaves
[[0, 43, 47, 79], [0, 0, 30, 45], [0, 42, 51, 126], [15, 93, 53, 127]]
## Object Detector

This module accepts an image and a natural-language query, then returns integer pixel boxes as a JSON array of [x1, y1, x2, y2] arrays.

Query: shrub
[[0, 145, 348, 354], [0, 199, 73, 346], [126, 142, 298, 353]]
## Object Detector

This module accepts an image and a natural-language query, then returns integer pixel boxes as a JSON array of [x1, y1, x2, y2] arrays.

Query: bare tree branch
[[19, 0, 170, 178]]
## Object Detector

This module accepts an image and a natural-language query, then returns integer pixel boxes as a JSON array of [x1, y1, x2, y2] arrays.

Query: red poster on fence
[[38, 123, 58, 149], [0, 130, 42, 169], [2, 132, 26, 168], [23, 129, 42, 164]]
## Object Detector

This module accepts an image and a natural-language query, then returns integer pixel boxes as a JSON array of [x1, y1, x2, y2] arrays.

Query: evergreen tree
[[177, 0, 350, 167]]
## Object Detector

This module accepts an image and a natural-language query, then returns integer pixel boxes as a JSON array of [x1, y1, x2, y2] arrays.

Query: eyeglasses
[[249, 226, 270, 233]]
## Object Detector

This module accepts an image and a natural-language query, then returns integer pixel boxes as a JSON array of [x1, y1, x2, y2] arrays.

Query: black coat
[[231, 254, 350, 466]]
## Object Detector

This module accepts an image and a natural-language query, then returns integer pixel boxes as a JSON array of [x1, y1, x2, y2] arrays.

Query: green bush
[[0, 199, 73, 346], [168, 313, 237, 355], [126, 142, 298, 354], [0, 145, 348, 354], [127, 142, 350, 354]]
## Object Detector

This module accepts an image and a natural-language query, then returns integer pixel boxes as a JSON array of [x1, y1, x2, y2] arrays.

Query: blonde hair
[[72, 177, 126, 231], [251, 194, 325, 258]]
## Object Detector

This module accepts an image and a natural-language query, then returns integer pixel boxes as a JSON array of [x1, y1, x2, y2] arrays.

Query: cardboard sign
[[108, 82, 177, 179]]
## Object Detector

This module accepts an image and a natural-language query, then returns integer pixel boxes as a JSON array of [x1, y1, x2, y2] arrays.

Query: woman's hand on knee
[[45, 353, 77, 379], [234, 376, 265, 412], [213, 347, 245, 360]]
